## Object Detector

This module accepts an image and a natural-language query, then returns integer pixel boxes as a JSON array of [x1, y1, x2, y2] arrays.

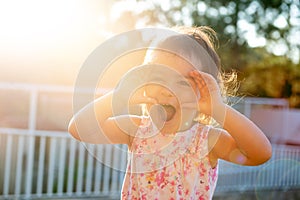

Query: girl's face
[[143, 51, 199, 134]]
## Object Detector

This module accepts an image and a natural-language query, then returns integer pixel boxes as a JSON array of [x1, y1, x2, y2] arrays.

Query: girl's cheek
[[188, 80, 199, 98], [144, 85, 155, 97]]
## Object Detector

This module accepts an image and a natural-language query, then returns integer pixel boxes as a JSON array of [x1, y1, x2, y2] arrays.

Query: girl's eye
[[177, 80, 190, 86], [149, 76, 164, 82]]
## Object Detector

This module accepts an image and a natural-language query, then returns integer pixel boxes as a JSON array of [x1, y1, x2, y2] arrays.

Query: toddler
[[68, 26, 272, 199]]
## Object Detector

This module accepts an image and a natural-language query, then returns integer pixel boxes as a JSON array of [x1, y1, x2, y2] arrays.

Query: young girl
[[68, 26, 272, 199]]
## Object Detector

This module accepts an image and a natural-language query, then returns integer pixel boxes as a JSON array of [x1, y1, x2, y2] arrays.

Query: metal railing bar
[[36, 136, 46, 196], [67, 139, 77, 195], [47, 137, 57, 195], [94, 145, 103, 195], [0, 128, 70, 137], [243, 97, 289, 106], [57, 138, 67, 195], [24, 87, 38, 197], [102, 145, 112, 195], [3, 135, 13, 196], [14, 135, 25, 196], [76, 143, 85, 195], [25, 135, 35, 197], [118, 144, 127, 190], [110, 145, 122, 192], [0, 82, 110, 94], [85, 144, 95, 194]]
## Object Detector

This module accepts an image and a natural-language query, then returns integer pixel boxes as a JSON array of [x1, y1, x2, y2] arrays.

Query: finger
[[189, 70, 213, 82], [189, 71, 205, 84], [190, 71, 217, 92], [190, 72, 206, 91]]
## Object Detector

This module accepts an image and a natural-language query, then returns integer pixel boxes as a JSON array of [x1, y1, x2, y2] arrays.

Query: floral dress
[[121, 118, 218, 200]]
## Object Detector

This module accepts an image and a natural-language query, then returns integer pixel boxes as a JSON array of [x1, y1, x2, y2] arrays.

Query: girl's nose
[[145, 85, 173, 98], [160, 87, 173, 97]]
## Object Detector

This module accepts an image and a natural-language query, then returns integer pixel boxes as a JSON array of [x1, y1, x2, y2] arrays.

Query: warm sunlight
[[0, 0, 111, 85], [1, 1, 79, 41]]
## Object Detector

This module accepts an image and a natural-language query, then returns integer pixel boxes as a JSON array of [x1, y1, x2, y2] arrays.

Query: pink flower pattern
[[121, 119, 218, 200]]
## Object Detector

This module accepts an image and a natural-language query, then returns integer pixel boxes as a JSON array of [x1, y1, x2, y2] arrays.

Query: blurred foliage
[[129, 0, 300, 69], [110, 0, 300, 107], [239, 49, 300, 107]]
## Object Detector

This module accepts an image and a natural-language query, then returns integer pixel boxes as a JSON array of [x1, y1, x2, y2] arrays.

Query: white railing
[[215, 144, 300, 193], [0, 82, 299, 199], [1, 129, 300, 199], [0, 128, 127, 199]]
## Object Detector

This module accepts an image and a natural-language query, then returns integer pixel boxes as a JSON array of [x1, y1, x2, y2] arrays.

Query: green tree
[[108, 0, 300, 107], [239, 52, 300, 107], [114, 0, 299, 69]]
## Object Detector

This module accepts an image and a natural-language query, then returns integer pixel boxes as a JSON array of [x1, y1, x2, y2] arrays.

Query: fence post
[[25, 88, 38, 197]]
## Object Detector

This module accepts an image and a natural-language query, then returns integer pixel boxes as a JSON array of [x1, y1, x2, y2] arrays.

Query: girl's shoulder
[[192, 122, 211, 140], [206, 126, 227, 150], [188, 123, 211, 155], [188, 123, 222, 168], [206, 126, 228, 167]]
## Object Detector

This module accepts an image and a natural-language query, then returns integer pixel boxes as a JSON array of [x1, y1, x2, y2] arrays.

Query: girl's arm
[[68, 91, 141, 145], [209, 104, 272, 166], [190, 71, 272, 166]]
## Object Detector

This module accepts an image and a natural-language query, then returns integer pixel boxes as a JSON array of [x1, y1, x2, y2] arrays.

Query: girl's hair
[[144, 26, 238, 125]]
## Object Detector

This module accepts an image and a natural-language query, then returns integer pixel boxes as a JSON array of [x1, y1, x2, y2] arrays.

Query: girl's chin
[[161, 113, 196, 133], [159, 116, 180, 133], [163, 114, 178, 124]]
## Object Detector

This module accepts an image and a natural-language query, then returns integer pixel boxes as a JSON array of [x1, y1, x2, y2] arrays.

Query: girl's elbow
[[255, 143, 272, 165], [263, 143, 273, 163], [68, 119, 81, 141], [254, 133, 273, 165]]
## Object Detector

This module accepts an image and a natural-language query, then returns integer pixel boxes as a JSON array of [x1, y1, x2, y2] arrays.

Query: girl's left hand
[[189, 70, 225, 117]]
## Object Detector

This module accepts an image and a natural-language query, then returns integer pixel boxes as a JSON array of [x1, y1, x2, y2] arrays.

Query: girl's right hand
[[189, 70, 224, 117]]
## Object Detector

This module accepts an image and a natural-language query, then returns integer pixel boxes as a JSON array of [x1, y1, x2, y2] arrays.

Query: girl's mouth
[[161, 104, 176, 121]]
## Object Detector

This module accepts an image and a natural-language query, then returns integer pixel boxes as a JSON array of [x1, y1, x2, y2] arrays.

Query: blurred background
[[0, 0, 299, 199]]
